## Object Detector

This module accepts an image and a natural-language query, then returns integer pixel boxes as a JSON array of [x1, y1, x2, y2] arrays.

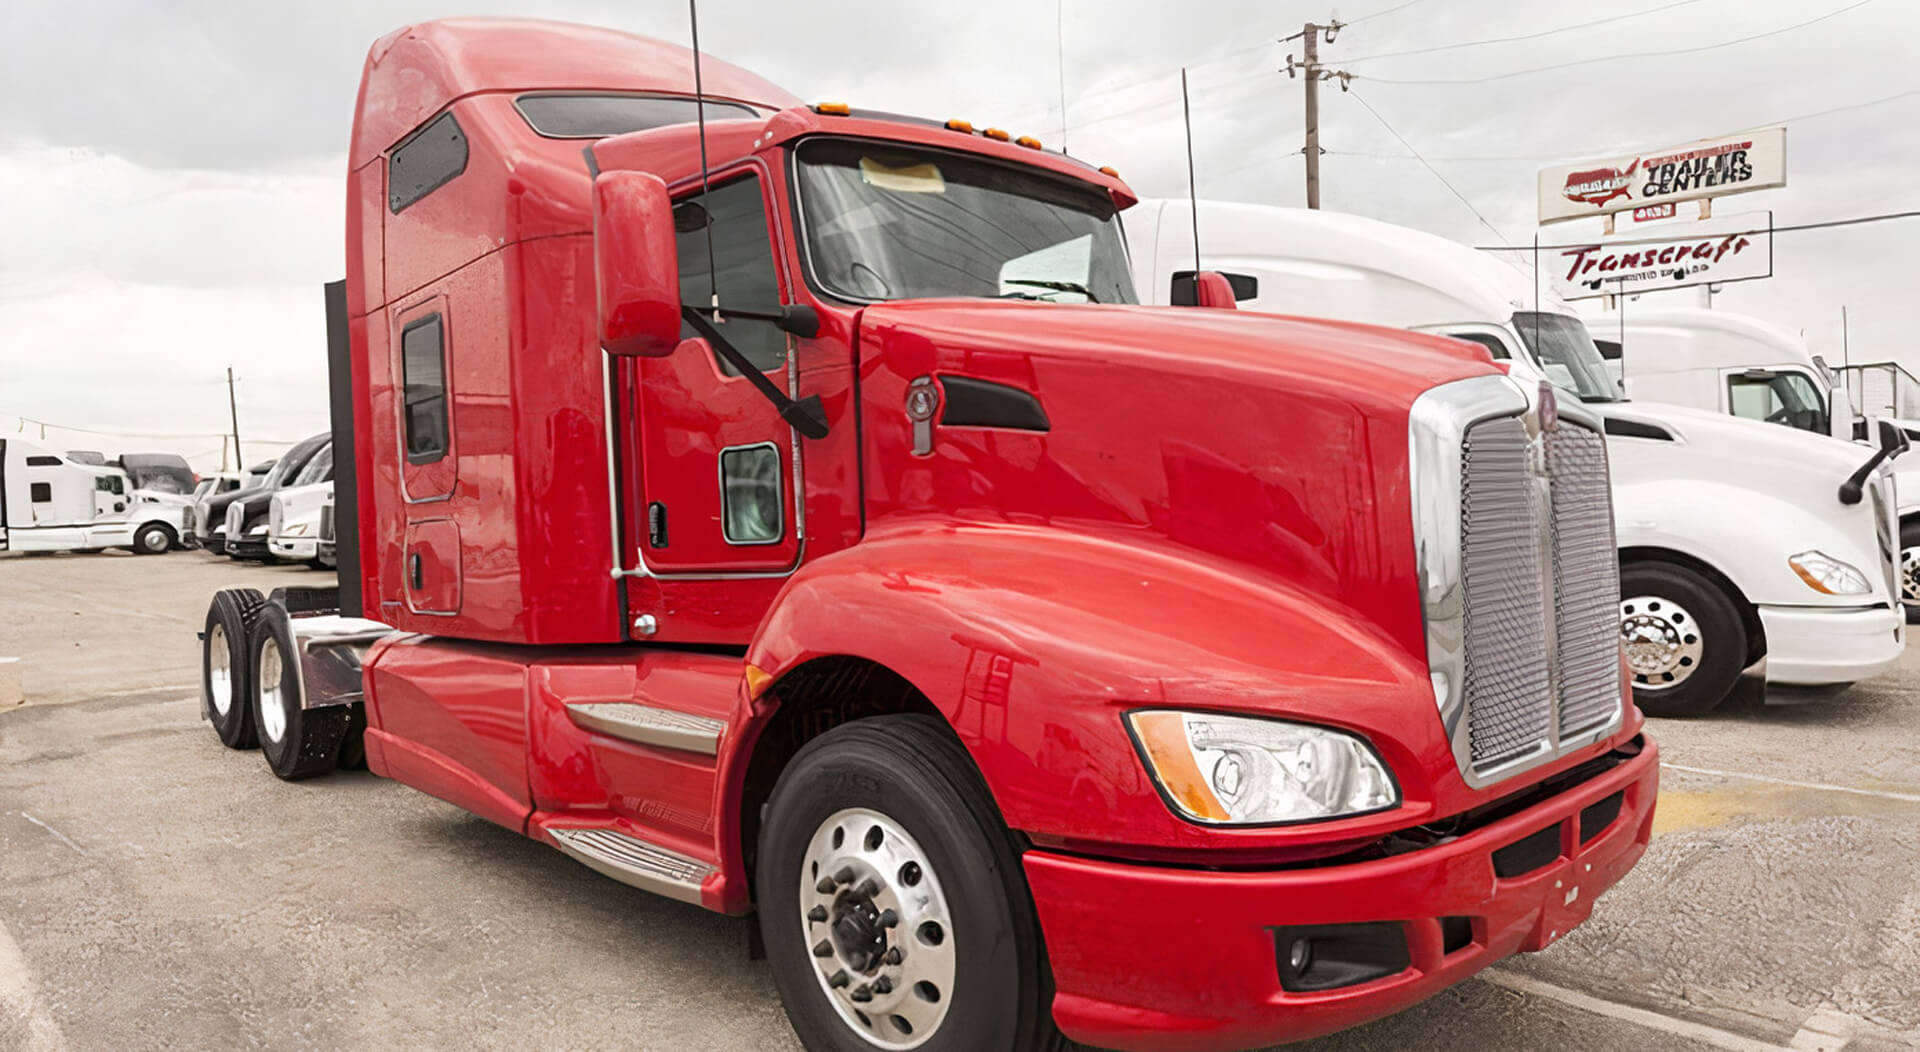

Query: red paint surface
[[343, 20, 1655, 1048]]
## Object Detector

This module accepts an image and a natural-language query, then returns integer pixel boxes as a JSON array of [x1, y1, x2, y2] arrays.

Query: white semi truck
[[1128, 199, 1905, 715], [1586, 306, 1920, 619], [0, 437, 191, 554]]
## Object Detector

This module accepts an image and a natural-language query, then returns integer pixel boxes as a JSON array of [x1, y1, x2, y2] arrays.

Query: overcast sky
[[3, 0, 1914, 470]]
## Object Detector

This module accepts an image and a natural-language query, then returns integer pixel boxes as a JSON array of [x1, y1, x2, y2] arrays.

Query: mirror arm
[[1838, 449, 1891, 505], [679, 306, 830, 440]]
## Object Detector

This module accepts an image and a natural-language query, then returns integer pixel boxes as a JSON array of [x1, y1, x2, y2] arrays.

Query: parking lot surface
[[3, 550, 1918, 1051]]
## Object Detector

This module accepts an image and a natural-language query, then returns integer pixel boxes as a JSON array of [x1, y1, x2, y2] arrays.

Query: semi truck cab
[[195, 20, 1657, 1052]]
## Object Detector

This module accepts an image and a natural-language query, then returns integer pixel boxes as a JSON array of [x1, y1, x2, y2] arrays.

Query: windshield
[[265, 439, 324, 489], [118, 455, 194, 494], [291, 444, 334, 487], [1513, 313, 1622, 403], [794, 138, 1136, 305]]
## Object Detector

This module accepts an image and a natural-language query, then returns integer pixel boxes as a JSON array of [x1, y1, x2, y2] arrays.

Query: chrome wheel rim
[[1902, 546, 1920, 605], [257, 636, 287, 744], [1620, 594, 1703, 690], [208, 624, 232, 717], [800, 808, 955, 1049], [140, 530, 166, 553]]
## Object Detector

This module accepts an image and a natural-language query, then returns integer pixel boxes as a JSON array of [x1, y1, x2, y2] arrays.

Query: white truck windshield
[[795, 138, 1137, 306], [1514, 312, 1623, 403]]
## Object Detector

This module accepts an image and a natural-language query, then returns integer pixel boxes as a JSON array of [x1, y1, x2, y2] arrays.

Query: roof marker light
[[945, 119, 974, 133], [1099, 165, 1120, 178], [814, 102, 852, 116], [983, 128, 1011, 142], [1015, 135, 1043, 150]]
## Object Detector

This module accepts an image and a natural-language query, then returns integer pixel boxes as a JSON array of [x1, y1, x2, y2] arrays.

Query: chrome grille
[[1459, 417, 1552, 771], [1546, 425, 1622, 736], [225, 502, 243, 537], [319, 503, 334, 544]]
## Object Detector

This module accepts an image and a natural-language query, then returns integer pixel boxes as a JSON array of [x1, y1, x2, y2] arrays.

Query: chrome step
[[566, 702, 725, 756], [549, 827, 714, 906]]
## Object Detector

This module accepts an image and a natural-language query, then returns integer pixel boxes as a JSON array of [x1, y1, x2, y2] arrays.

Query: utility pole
[[226, 366, 243, 469], [1841, 305, 1851, 368], [1284, 20, 1351, 210]]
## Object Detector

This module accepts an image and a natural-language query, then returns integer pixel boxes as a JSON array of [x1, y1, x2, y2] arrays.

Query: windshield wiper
[[1001, 279, 1100, 303]]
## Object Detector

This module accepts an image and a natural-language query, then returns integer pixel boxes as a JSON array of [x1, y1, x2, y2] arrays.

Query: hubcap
[[142, 529, 165, 552], [1620, 594, 1703, 690], [208, 624, 232, 717], [1902, 546, 1920, 605], [800, 808, 955, 1049], [257, 637, 287, 744]]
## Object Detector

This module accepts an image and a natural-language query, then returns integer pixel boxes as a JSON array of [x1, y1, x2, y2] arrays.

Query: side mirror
[[1193, 271, 1237, 310], [593, 171, 682, 357]]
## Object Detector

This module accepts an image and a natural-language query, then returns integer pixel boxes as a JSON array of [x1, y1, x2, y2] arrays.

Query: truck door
[[630, 167, 802, 575], [92, 474, 128, 520]]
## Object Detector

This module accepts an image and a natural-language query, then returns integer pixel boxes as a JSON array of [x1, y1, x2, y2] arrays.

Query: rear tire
[[133, 523, 174, 554], [1619, 561, 1746, 718], [757, 715, 1062, 1052], [1899, 520, 1920, 624], [249, 605, 351, 781], [202, 588, 266, 748]]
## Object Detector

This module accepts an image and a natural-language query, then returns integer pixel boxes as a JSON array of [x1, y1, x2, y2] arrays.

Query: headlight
[[1127, 711, 1399, 825], [1788, 550, 1871, 596]]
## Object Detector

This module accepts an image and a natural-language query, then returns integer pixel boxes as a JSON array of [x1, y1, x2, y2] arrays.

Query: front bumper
[[1758, 604, 1903, 686], [228, 534, 270, 559], [270, 537, 319, 560], [1025, 738, 1659, 1052]]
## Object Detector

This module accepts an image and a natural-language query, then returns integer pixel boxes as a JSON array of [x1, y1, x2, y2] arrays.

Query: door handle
[[409, 552, 423, 590]]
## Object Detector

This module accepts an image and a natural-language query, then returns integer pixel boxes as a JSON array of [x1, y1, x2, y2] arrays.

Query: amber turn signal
[[1127, 711, 1230, 822]]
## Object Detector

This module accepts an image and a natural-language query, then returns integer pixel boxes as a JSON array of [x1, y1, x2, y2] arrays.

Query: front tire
[[757, 716, 1061, 1052], [249, 604, 352, 781], [1899, 520, 1920, 624], [202, 588, 266, 748], [133, 523, 174, 554], [1619, 562, 1747, 717]]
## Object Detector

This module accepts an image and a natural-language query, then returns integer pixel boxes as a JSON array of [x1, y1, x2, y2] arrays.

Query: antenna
[[1056, 0, 1069, 153], [1181, 68, 1201, 281], [688, 0, 719, 319]]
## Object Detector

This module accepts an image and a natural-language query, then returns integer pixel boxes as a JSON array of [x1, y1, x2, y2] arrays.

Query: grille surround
[[1410, 375, 1626, 788]]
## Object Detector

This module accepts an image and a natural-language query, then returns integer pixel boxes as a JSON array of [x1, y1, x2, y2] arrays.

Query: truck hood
[[855, 300, 1507, 662], [1603, 400, 1872, 479]]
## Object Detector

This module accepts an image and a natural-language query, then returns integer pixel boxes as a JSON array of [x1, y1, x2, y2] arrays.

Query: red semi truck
[[197, 19, 1657, 1052]]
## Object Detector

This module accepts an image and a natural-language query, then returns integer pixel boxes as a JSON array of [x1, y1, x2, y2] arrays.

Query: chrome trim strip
[[565, 702, 725, 756], [548, 827, 714, 906]]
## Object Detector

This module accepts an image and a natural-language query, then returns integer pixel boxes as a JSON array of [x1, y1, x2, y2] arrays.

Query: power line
[[1345, 0, 1428, 26], [1328, 86, 1920, 164], [1476, 209, 1920, 252], [1347, 89, 1518, 247], [1360, 0, 1880, 86], [1341, 0, 1715, 64]]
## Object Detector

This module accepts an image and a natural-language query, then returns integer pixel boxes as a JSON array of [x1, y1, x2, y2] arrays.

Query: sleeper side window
[[674, 175, 787, 376], [25, 456, 60, 467], [388, 112, 469, 213], [30, 483, 51, 502], [401, 314, 449, 464]]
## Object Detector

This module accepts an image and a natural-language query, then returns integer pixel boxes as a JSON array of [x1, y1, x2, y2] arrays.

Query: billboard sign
[[1538, 127, 1785, 225], [1548, 211, 1773, 301]]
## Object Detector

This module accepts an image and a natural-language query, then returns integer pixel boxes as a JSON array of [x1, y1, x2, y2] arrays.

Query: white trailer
[[1128, 199, 1905, 715], [0, 437, 187, 554]]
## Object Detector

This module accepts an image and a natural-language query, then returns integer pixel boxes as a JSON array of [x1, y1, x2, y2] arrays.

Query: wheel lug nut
[[813, 940, 834, 958], [808, 906, 828, 923], [850, 984, 873, 1003], [878, 909, 898, 928], [873, 977, 893, 995], [856, 879, 881, 899], [816, 877, 837, 894], [834, 866, 856, 885], [883, 947, 903, 965], [828, 970, 850, 989]]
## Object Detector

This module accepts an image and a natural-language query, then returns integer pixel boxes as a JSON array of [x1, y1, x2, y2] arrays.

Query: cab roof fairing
[[350, 17, 800, 169]]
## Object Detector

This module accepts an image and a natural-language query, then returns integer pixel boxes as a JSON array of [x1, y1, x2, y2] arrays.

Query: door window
[[674, 175, 787, 376], [719, 443, 783, 544], [401, 315, 449, 463], [1729, 372, 1828, 434]]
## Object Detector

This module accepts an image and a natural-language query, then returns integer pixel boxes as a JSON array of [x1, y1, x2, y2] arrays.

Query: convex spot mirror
[[594, 171, 682, 357]]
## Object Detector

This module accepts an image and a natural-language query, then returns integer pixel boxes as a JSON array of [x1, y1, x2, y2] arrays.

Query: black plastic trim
[[1272, 922, 1411, 993], [1579, 792, 1624, 843], [1491, 823, 1561, 879], [938, 376, 1050, 432], [323, 280, 362, 619], [1603, 417, 1674, 441]]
